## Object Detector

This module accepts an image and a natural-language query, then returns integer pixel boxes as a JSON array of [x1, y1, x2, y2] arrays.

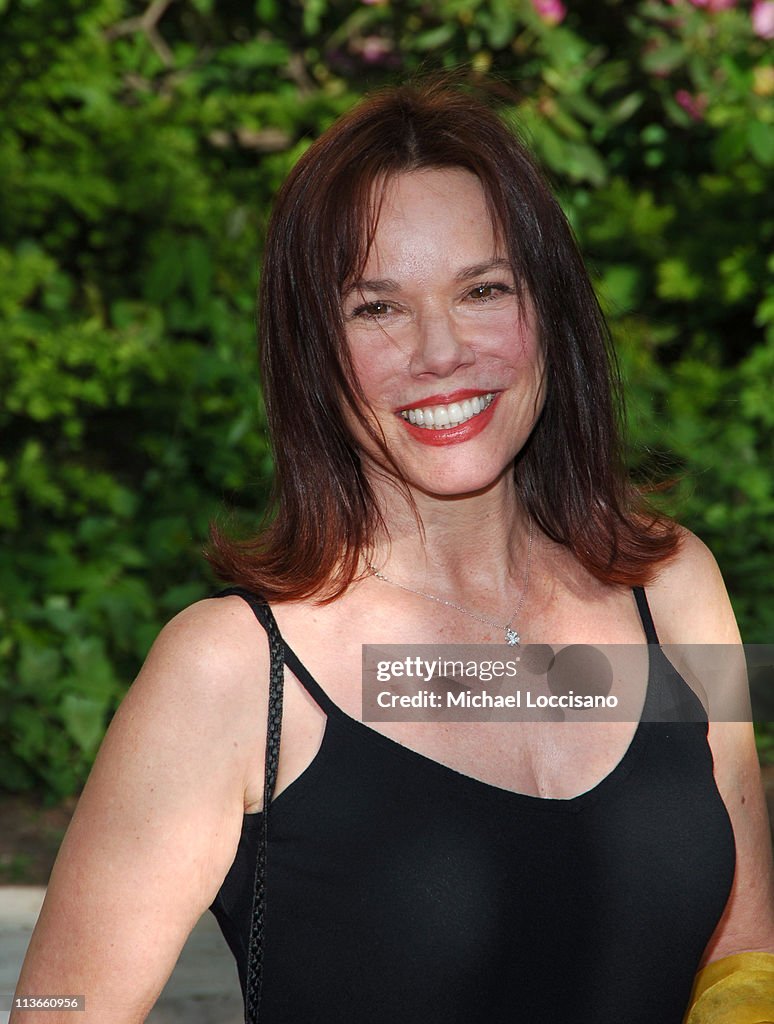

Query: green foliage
[[1, 0, 772, 797]]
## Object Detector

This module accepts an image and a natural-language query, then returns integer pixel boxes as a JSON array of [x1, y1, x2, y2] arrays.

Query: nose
[[408, 311, 475, 378]]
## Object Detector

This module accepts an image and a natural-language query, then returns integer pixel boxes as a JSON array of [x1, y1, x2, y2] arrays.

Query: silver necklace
[[367, 519, 534, 646]]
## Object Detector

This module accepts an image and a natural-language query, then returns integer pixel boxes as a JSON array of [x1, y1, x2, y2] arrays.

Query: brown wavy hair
[[207, 77, 679, 600]]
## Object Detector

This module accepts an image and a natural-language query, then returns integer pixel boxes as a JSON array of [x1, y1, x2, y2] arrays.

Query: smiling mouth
[[399, 393, 495, 430]]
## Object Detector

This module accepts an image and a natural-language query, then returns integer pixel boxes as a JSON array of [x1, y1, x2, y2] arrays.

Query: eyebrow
[[454, 258, 514, 282], [346, 258, 514, 296], [348, 277, 401, 295]]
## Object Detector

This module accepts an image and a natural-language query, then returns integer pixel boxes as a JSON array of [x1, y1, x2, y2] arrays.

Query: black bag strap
[[214, 588, 284, 1024]]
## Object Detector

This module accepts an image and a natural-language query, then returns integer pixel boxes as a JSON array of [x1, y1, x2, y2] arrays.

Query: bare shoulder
[[111, 593, 272, 775], [106, 593, 271, 785], [140, 593, 269, 694], [71, 593, 270, 872], [646, 526, 741, 645]]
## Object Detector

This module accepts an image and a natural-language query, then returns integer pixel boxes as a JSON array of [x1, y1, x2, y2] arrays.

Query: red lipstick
[[397, 392, 500, 447]]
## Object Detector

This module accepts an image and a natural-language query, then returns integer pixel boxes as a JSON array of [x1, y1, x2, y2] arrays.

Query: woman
[[13, 79, 774, 1023]]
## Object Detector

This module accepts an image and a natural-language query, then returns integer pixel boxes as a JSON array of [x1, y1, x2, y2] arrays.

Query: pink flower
[[359, 35, 392, 63], [752, 0, 774, 37], [532, 0, 567, 25], [675, 89, 708, 120]]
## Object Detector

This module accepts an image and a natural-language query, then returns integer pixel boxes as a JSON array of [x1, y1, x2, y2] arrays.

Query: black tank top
[[210, 588, 735, 1023]]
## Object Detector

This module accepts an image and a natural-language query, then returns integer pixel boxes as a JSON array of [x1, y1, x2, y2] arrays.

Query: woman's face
[[342, 167, 546, 499]]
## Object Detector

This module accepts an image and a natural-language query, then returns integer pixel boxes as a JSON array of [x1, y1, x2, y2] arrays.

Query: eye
[[349, 300, 395, 320], [467, 282, 514, 302]]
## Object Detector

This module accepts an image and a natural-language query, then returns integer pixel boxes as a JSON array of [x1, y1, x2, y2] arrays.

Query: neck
[[367, 470, 533, 598]]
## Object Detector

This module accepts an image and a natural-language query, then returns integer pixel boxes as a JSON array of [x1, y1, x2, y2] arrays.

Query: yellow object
[[684, 951, 774, 1024]]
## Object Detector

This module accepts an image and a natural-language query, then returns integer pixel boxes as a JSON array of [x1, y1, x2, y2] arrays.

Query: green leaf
[[256, 0, 278, 20], [748, 122, 774, 166], [641, 41, 686, 76], [17, 642, 62, 689], [302, 0, 327, 36], [412, 23, 456, 51], [598, 264, 644, 316], [713, 123, 748, 168], [657, 258, 704, 302], [482, 0, 515, 50], [60, 694, 106, 756], [607, 92, 644, 126]]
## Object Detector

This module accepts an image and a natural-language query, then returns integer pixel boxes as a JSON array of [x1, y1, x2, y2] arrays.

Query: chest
[[271, 587, 651, 801]]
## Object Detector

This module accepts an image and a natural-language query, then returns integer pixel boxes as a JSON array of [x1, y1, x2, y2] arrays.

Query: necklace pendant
[[505, 627, 520, 646]]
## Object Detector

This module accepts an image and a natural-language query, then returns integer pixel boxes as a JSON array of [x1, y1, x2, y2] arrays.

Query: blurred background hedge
[[1, 0, 773, 799]]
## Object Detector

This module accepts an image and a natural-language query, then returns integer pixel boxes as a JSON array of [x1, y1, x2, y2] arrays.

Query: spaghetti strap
[[216, 586, 278, 634], [633, 586, 660, 645], [281, 644, 343, 718], [214, 587, 343, 718]]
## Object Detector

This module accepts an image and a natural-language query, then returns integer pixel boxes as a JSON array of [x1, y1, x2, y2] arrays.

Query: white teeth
[[399, 393, 495, 431]]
